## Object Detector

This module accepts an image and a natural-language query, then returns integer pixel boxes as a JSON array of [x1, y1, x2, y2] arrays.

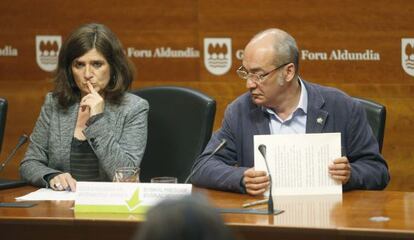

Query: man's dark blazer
[[191, 80, 390, 193]]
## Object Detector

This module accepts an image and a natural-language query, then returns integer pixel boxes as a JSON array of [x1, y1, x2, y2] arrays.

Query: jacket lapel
[[59, 103, 78, 171], [249, 103, 271, 135], [307, 108, 328, 133], [304, 81, 329, 133]]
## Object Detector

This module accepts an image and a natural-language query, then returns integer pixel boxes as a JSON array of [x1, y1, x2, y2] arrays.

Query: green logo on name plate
[[74, 188, 149, 214]]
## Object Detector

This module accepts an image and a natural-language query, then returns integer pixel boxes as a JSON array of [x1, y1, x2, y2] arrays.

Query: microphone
[[184, 139, 227, 184], [218, 144, 284, 215], [0, 134, 29, 173], [258, 144, 274, 214], [0, 134, 29, 190]]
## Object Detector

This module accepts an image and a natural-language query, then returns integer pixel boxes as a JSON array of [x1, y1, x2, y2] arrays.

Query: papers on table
[[16, 188, 76, 201], [15, 182, 192, 214], [254, 133, 342, 196]]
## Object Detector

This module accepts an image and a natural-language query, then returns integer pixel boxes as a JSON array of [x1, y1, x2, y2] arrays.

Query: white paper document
[[275, 195, 342, 227], [15, 188, 76, 201], [254, 133, 342, 196]]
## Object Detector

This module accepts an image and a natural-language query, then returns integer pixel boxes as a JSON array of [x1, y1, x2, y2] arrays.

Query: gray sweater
[[20, 92, 148, 187]]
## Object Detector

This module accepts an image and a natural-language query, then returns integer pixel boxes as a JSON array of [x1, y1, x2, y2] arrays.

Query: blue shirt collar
[[263, 77, 308, 117]]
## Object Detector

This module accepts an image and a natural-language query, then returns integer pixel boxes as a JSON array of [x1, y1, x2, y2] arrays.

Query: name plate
[[74, 182, 192, 213]]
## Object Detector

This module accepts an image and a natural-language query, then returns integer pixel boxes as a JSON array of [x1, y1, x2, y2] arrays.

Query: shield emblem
[[401, 38, 414, 77], [204, 38, 232, 75], [36, 35, 61, 72]]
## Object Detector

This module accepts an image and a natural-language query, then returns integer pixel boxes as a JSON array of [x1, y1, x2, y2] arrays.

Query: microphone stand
[[218, 144, 283, 215], [259, 144, 274, 214], [0, 134, 28, 190], [184, 139, 227, 184]]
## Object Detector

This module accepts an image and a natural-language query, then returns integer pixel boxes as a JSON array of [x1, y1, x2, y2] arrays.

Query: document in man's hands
[[254, 133, 342, 196]]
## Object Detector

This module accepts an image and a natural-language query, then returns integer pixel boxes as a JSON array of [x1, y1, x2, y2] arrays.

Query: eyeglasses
[[236, 62, 291, 83]]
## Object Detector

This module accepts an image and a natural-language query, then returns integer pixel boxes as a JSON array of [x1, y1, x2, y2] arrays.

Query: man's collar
[[261, 77, 308, 115], [297, 77, 308, 114]]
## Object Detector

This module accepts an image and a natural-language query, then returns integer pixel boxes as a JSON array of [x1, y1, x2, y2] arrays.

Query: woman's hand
[[49, 173, 77, 192], [80, 81, 105, 117]]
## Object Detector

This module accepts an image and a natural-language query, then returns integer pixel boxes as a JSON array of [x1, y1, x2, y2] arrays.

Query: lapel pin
[[317, 117, 323, 124]]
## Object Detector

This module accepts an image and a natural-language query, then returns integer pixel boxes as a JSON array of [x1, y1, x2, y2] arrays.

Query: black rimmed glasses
[[236, 62, 291, 84]]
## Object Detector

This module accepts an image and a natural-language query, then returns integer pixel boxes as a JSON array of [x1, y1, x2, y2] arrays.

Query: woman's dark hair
[[52, 23, 134, 108]]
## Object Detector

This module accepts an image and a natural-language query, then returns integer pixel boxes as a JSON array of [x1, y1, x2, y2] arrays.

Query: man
[[191, 28, 390, 195]]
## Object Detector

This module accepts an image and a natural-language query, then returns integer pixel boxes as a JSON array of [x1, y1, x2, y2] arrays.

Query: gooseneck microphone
[[258, 144, 274, 214], [0, 134, 29, 190], [218, 143, 284, 215], [0, 134, 29, 172], [184, 139, 227, 184]]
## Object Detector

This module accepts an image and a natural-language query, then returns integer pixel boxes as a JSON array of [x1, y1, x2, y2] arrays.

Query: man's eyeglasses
[[236, 62, 291, 83]]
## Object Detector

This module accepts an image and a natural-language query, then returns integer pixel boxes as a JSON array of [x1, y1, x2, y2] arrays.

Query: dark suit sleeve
[[190, 105, 248, 193], [343, 100, 390, 191]]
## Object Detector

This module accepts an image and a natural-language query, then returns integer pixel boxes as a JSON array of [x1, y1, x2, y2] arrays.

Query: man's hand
[[329, 156, 351, 184], [243, 168, 270, 195]]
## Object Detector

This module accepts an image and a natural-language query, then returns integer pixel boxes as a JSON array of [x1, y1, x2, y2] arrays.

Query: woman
[[20, 23, 148, 191]]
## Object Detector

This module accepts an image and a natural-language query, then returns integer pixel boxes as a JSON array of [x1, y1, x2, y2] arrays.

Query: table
[[1, 186, 413, 240]]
